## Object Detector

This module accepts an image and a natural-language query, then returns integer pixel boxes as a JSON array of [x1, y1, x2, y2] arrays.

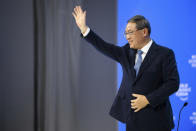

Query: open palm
[[72, 6, 87, 33]]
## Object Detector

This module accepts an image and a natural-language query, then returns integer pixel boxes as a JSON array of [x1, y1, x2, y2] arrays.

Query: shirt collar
[[140, 39, 153, 54]]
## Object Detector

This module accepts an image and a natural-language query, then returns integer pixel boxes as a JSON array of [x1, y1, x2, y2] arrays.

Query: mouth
[[128, 40, 133, 44]]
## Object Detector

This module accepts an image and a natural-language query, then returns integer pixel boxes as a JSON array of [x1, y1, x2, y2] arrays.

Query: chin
[[129, 44, 134, 49]]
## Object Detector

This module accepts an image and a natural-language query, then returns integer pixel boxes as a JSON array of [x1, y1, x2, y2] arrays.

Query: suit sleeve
[[81, 29, 123, 63], [146, 49, 180, 108]]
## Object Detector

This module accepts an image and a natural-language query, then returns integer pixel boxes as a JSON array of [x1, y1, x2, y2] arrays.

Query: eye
[[125, 31, 133, 35]]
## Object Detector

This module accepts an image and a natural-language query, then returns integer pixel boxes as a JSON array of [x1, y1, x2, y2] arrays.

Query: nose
[[126, 35, 132, 40]]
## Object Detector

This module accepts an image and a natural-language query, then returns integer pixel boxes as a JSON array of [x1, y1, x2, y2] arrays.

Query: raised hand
[[72, 6, 88, 34]]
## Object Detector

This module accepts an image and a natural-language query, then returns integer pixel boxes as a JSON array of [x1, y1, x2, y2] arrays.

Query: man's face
[[125, 22, 144, 49]]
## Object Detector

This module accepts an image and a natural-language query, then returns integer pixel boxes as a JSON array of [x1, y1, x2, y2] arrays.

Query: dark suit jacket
[[82, 30, 180, 131]]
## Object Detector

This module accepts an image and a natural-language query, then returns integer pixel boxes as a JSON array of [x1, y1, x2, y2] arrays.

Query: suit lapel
[[136, 42, 158, 80], [129, 48, 137, 79], [125, 44, 137, 79]]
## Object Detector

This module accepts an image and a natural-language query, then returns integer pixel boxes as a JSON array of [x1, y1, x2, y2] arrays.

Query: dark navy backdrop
[[117, 0, 196, 131]]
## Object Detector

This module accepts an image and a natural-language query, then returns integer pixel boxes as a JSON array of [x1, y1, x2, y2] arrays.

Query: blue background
[[117, 0, 196, 131]]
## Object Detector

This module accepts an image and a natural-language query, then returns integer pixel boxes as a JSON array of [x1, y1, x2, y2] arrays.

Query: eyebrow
[[125, 30, 134, 32]]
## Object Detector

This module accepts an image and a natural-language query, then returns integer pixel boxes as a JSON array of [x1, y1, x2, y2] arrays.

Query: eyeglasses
[[124, 28, 144, 38], [124, 29, 139, 37]]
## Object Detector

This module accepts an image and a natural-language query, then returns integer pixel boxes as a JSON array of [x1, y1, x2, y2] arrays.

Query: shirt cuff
[[82, 27, 90, 37]]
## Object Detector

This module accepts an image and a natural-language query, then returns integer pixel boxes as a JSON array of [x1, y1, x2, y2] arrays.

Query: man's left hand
[[130, 94, 150, 112]]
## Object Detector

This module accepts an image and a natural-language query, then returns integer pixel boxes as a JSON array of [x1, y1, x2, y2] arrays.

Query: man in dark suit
[[72, 6, 179, 131]]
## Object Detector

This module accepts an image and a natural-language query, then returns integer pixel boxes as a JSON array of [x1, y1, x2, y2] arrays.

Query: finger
[[131, 103, 137, 108], [134, 108, 140, 112], [131, 101, 136, 105], [131, 102, 135, 106], [72, 12, 77, 19], [76, 6, 79, 12], [131, 106, 137, 109], [77, 6, 82, 13], [131, 104, 136, 108], [74, 7, 79, 15], [78, 6, 82, 13], [73, 7, 77, 14], [79, 6, 84, 14], [130, 99, 137, 103]]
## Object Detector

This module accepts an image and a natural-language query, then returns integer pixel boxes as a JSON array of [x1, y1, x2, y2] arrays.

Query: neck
[[139, 37, 151, 49]]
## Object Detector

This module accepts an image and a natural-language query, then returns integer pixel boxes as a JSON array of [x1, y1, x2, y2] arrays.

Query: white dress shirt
[[82, 27, 90, 37], [135, 40, 153, 64]]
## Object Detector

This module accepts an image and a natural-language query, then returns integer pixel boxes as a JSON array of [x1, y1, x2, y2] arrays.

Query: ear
[[143, 28, 149, 37]]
